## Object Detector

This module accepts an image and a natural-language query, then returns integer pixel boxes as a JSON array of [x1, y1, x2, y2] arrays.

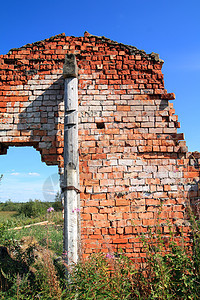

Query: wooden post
[[63, 54, 79, 266]]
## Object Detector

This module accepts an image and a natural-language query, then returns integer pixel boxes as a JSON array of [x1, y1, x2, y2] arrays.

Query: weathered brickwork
[[0, 32, 199, 259]]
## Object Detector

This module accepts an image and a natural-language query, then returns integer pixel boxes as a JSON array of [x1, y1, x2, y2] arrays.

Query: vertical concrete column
[[63, 54, 79, 265]]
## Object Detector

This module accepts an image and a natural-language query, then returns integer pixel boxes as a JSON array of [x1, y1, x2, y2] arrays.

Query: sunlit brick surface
[[0, 32, 199, 259]]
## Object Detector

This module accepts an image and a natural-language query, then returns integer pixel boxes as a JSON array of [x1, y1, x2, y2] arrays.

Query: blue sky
[[0, 147, 59, 202], [0, 0, 200, 202]]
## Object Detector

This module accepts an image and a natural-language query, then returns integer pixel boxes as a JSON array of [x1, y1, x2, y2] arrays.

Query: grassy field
[[0, 205, 66, 299], [0, 211, 17, 221], [0, 210, 63, 255]]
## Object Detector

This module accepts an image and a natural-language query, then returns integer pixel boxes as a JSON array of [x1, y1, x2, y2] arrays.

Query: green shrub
[[64, 252, 148, 300], [0, 200, 22, 212], [17, 200, 50, 218], [0, 206, 199, 299], [0, 237, 64, 299], [65, 212, 200, 300], [0, 222, 8, 244], [141, 228, 200, 299]]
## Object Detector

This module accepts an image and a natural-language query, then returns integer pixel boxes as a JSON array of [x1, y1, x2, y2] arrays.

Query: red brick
[[92, 214, 108, 220], [116, 199, 130, 206], [139, 212, 154, 219], [117, 105, 130, 111], [113, 238, 128, 244], [91, 193, 106, 200], [0, 32, 196, 261], [81, 214, 92, 220], [84, 207, 98, 214], [109, 228, 116, 235]]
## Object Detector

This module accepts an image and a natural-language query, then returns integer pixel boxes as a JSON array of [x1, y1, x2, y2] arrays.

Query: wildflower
[[72, 208, 80, 213], [106, 253, 115, 259], [47, 207, 54, 213]]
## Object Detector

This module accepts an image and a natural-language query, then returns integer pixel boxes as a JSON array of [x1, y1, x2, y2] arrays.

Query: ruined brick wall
[[0, 32, 199, 259]]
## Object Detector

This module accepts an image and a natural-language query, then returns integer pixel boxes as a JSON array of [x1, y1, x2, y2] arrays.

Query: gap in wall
[[0, 146, 59, 203]]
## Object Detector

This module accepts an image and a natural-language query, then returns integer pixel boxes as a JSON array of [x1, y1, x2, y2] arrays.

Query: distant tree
[[1, 199, 20, 212], [52, 191, 63, 211], [17, 199, 49, 217], [55, 191, 62, 202]]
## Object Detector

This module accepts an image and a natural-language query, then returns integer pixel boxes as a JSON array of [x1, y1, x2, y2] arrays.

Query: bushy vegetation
[[65, 217, 200, 300], [0, 200, 22, 212], [0, 206, 199, 299], [17, 199, 51, 218], [0, 196, 62, 216]]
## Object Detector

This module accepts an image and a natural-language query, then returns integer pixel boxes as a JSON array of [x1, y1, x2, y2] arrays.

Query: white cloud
[[10, 172, 20, 176], [28, 172, 40, 177], [9, 172, 40, 177], [45, 191, 57, 195]]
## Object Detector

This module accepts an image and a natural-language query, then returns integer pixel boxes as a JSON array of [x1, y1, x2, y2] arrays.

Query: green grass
[[0, 204, 199, 299], [0, 211, 17, 221], [6, 222, 63, 256], [0, 208, 63, 226], [0, 209, 63, 255]]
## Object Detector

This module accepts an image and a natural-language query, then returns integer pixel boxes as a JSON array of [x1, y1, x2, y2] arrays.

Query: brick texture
[[0, 32, 199, 259]]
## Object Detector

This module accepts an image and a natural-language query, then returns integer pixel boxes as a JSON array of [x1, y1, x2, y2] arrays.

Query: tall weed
[[0, 207, 199, 299]]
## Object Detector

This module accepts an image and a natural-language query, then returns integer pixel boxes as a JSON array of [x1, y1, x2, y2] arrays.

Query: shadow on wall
[[16, 77, 64, 169], [159, 99, 169, 111]]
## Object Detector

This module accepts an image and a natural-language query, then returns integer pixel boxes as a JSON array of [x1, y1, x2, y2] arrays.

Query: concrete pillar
[[63, 54, 80, 265]]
